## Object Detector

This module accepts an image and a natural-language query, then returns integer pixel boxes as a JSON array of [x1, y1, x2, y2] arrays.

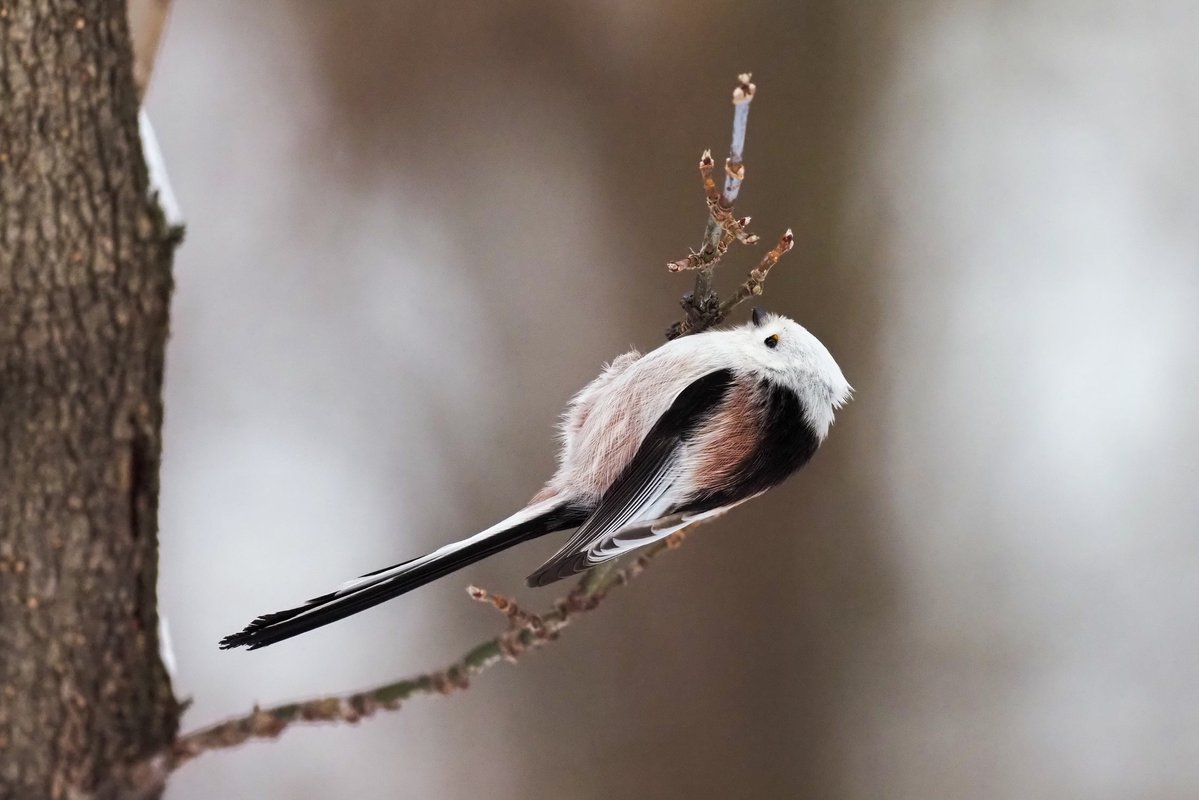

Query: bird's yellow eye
[[764, 334, 779, 349]]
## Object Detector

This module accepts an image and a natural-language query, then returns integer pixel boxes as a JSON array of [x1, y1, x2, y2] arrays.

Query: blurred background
[[147, 2, 1199, 798]]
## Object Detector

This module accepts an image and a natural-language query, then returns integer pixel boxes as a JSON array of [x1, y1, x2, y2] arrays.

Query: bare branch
[[468, 585, 548, 635], [698, 74, 758, 265], [671, 229, 796, 338], [168, 529, 693, 771], [666, 152, 757, 274], [672, 74, 759, 335], [667, 74, 797, 340], [723, 73, 756, 208], [718, 229, 796, 315]]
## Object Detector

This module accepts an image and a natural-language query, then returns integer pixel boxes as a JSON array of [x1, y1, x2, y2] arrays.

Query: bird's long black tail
[[220, 499, 586, 650]]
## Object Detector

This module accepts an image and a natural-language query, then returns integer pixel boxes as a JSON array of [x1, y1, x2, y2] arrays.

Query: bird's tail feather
[[219, 499, 585, 651]]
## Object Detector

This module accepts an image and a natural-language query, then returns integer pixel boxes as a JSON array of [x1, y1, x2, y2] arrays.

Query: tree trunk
[[0, 1, 179, 797]]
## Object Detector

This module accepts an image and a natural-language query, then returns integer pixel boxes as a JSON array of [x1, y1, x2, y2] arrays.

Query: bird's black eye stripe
[[764, 334, 779, 349]]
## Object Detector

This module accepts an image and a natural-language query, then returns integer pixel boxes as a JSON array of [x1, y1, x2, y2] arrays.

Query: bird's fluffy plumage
[[542, 311, 849, 505], [220, 312, 850, 650]]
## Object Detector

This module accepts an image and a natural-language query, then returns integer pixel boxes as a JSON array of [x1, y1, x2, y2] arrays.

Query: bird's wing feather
[[526, 368, 735, 586]]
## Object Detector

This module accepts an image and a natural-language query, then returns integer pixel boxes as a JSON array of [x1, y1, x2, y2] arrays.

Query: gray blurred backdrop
[[150, 2, 1199, 798]]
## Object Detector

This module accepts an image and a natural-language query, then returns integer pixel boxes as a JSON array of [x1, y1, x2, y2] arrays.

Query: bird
[[220, 308, 851, 650]]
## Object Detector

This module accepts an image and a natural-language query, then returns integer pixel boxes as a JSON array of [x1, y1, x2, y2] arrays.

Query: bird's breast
[[675, 377, 820, 514]]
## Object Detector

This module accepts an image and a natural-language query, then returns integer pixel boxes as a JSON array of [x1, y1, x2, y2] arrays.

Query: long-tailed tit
[[220, 308, 851, 650]]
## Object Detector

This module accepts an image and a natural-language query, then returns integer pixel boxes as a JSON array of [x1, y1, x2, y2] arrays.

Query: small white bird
[[220, 308, 851, 650]]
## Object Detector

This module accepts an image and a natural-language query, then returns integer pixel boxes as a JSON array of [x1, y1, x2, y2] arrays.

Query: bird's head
[[736, 307, 852, 438]]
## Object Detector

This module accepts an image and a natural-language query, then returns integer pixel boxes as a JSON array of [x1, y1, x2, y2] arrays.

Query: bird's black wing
[[526, 368, 735, 587]]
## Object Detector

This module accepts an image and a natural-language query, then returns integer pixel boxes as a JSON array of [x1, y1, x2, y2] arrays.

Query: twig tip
[[733, 73, 756, 104]]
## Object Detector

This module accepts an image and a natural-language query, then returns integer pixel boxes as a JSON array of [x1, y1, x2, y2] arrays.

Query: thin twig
[[667, 151, 758, 273], [717, 229, 795, 316], [667, 74, 797, 339], [698, 74, 757, 273], [169, 529, 692, 771], [672, 73, 758, 335], [671, 229, 796, 338], [468, 585, 547, 635]]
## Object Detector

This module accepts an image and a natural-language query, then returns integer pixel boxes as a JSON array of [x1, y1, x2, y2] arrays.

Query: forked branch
[[668, 73, 795, 339]]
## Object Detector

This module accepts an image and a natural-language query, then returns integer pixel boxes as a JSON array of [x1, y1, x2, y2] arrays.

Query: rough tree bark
[[0, 1, 179, 798]]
